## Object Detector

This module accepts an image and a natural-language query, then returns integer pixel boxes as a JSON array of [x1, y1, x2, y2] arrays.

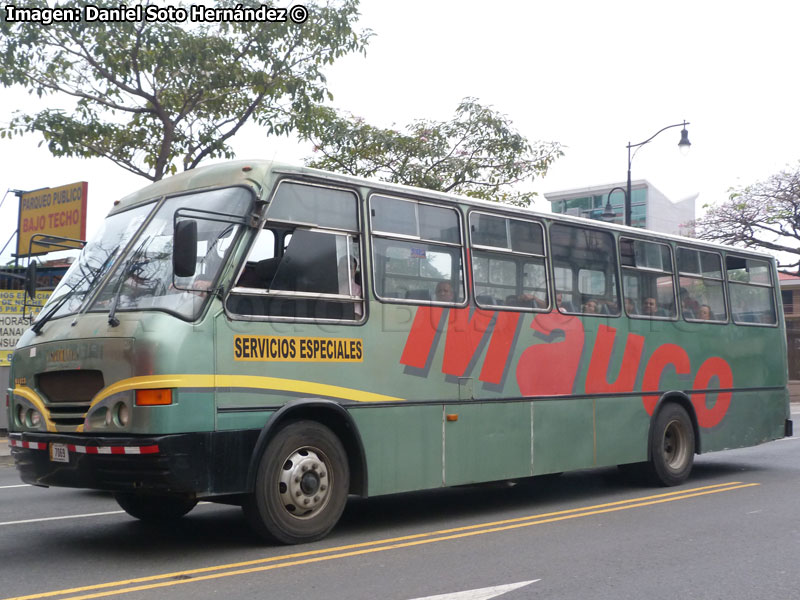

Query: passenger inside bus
[[642, 296, 667, 317], [697, 304, 713, 320], [582, 298, 598, 313], [435, 281, 455, 302]]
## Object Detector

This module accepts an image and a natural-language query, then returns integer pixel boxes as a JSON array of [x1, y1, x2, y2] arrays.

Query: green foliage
[[0, 0, 370, 180], [695, 161, 800, 274], [301, 98, 563, 207]]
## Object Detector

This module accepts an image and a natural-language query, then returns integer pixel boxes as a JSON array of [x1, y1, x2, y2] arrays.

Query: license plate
[[49, 443, 69, 463]]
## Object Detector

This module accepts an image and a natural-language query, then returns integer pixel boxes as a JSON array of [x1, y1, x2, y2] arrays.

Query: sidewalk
[[0, 436, 11, 467]]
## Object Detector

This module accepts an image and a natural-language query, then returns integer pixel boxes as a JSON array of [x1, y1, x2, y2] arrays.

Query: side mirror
[[24, 262, 37, 299], [173, 220, 198, 278]]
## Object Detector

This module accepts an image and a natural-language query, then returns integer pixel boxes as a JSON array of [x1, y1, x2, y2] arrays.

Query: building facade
[[779, 273, 800, 384], [544, 180, 696, 236]]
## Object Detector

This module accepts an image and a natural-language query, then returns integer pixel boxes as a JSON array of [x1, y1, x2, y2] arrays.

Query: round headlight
[[15, 404, 25, 427], [28, 409, 41, 428], [115, 402, 130, 427], [87, 406, 109, 431]]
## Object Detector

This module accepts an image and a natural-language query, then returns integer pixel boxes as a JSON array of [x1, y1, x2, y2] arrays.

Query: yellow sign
[[234, 335, 363, 362], [0, 290, 50, 366], [17, 182, 87, 256]]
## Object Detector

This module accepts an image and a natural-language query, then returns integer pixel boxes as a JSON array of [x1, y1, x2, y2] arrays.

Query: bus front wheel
[[244, 420, 349, 544], [646, 403, 695, 486]]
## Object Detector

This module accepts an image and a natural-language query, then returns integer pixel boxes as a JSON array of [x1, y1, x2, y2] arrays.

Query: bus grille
[[36, 370, 105, 427]]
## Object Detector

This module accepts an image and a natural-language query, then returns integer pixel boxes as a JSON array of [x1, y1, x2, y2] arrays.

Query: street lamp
[[612, 121, 691, 227], [601, 186, 627, 222]]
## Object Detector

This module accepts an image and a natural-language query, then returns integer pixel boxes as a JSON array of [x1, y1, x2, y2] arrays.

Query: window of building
[[469, 212, 548, 310], [620, 237, 676, 319], [677, 247, 726, 322], [549, 223, 619, 316], [782, 289, 794, 315], [370, 194, 464, 304], [226, 181, 364, 321], [726, 255, 777, 325]]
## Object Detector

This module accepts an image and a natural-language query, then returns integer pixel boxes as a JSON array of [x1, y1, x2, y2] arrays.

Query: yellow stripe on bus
[[89, 373, 403, 407]]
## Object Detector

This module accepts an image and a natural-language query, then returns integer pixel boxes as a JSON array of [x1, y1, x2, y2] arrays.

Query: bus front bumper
[[7, 432, 239, 495]]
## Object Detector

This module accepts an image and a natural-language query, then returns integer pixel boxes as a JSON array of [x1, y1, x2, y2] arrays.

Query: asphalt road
[[2, 410, 799, 600]]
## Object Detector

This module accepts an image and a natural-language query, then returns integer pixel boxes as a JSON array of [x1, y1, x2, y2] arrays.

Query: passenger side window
[[726, 255, 777, 325], [370, 194, 465, 304], [620, 238, 676, 319], [469, 212, 548, 310], [549, 224, 619, 316], [677, 247, 726, 322], [227, 181, 363, 321]]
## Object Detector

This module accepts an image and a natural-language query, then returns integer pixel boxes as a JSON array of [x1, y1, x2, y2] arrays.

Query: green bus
[[7, 160, 791, 544]]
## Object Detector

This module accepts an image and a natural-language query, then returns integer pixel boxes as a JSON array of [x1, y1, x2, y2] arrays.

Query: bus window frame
[[467, 209, 550, 312], [619, 235, 679, 321], [676, 244, 728, 325], [369, 192, 468, 308], [547, 221, 621, 318], [725, 252, 779, 328], [83, 185, 255, 324], [225, 177, 367, 325]]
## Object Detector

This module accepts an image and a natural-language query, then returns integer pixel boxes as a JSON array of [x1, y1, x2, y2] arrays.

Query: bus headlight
[[29, 410, 41, 428], [114, 402, 130, 427], [86, 406, 109, 431]]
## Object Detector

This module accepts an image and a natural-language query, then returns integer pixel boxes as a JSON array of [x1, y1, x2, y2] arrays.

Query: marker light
[[135, 389, 173, 406]]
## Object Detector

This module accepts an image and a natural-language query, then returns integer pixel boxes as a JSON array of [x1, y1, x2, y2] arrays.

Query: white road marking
[[0, 510, 124, 527], [0, 484, 31, 489], [408, 580, 540, 600]]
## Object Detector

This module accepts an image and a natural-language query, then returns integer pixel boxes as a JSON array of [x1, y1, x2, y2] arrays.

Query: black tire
[[115, 492, 197, 522], [243, 420, 349, 544], [645, 403, 695, 486]]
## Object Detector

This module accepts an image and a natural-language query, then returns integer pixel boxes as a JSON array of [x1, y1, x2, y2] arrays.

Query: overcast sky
[[1, 0, 798, 263]]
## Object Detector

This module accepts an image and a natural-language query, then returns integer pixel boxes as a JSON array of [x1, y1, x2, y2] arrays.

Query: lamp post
[[601, 186, 627, 222], [606, 121, 691, 226]]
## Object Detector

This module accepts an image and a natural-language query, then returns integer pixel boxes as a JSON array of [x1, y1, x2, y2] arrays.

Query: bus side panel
[[350, 405, 443, 497], [532, 399, 594, 475], [216, 409, 275, 432], [595, 396, 649, 467], [699, 388, 788, 453], [443, 402, 532, 486]]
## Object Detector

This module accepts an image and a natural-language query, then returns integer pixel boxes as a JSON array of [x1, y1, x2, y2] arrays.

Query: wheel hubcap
[[663, 419, 688, 470], [278, 448, 331, 519]]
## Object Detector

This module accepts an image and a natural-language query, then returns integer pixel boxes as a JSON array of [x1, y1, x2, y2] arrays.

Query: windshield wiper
[[107, 238, 150, 327], [31, 248, 119, 334]]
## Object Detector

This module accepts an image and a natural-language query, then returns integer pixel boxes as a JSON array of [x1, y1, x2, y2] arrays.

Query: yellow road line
[[3, 481, 757, 600]]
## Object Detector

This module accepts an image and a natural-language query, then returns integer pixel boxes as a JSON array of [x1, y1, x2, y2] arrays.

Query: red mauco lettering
[[400, 308, 734, 428]]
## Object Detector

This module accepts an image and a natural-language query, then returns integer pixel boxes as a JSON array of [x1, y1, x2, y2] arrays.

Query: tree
[[301, 98, 563, 207], [0, 0, 370, 181], [695, 162, 800, 274]]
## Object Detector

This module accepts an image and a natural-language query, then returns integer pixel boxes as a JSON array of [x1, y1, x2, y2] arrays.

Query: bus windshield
[[32, 201, 156, 325], [33, 186, 253, 326], [88, 187, 252, 320]]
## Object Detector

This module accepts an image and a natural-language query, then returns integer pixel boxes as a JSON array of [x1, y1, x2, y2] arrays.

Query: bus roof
[[111, 159, 775, 262]]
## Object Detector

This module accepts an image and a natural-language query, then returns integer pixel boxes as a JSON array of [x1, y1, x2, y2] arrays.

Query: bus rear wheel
[[646, 403, 695, 486], [114, 492, 197, 522], [243, 420, 349, 544]]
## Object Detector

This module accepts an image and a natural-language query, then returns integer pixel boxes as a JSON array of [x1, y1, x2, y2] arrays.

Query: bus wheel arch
[[247, 399, 367, 498], [645, 393, 699, 486]]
